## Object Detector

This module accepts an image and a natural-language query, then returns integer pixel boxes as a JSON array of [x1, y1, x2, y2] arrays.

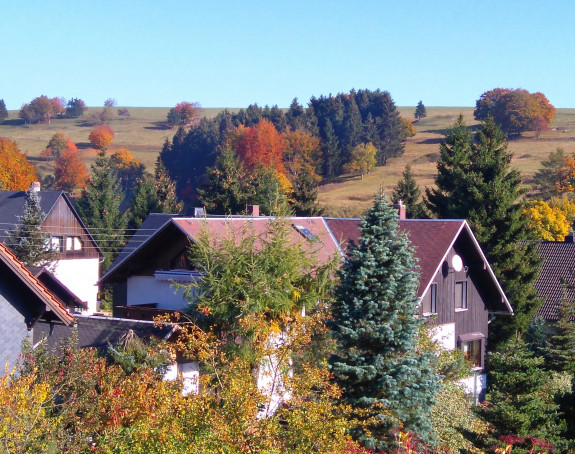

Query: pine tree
[[533, 148, 566, 199], [128, 175, 160, 230], [392, 164, 428, 219], [77, 151, 126, 271], [544, 294, 575, 375], [480, 339, 566, 447], [415, 101, 427, 121], [321, 119, 341, 180], [7, 189, 58, 268], [0, 99, 8, 122], [426, 117, 541, 347], [329, 192, 439, 449], [290, 169, 323, 216], [197, 147, 252, 215], [154, 159, 182, 214]]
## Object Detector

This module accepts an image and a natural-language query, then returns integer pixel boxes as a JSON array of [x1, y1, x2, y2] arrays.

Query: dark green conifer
[[77, 151, 126, 271], [7, 189, 58, 268], [415, 101, 427, 121], [392, 164, 428, 219], [321, 119, 341, 180], [426, 117, 541, 347], [330, 192, 439, 449], [481, 339, 566, 448], [544, 295, 575, 375], [198, 147, 252, 215], [0, 99, 8, 122]]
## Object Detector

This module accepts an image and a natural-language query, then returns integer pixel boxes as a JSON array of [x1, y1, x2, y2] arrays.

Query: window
[[51, 236, 64, 252], [422, 283, 437, 315], [462, 339, 482, 368], [66, 236, 83, 251], [292, 223, 318, 242], [455, 281, 467, 310]]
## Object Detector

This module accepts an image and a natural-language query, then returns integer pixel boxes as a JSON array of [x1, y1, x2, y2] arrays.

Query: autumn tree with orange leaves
[[110, 148, 145, 193], [474, 88, 555, 137], [0, 137, 37, 190], [54, 140, 88, 192], [231, 119, 286, 173], [89, 124, 115, 151]]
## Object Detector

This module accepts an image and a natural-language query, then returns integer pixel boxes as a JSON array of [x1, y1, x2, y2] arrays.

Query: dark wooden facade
[[41, 197, 100, 260]]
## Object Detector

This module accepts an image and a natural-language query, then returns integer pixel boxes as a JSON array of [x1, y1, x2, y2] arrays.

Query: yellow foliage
[[525, 198, 574, 241]]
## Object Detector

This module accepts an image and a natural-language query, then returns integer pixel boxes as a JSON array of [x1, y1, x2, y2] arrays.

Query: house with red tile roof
[[0, 243, 74, 373], [0, 183, 103, 314], [99, 210, 512, 400]]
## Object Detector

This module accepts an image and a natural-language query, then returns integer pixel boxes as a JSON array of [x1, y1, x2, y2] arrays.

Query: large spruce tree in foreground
[[426, 116, 541, 348], [330, 192, 439, 449]]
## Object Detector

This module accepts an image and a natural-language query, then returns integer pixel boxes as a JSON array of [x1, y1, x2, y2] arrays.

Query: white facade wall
[[52, 258, 100, 314], [459, 372, 487, 403], [163, 361, 200, 396], [127, 275, 189, 310], [430, 322, 456, 350]]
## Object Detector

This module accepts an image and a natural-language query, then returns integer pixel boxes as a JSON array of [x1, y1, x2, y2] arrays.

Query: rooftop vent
[[193, 207, 205, 218], [29, 181, 41, 193]]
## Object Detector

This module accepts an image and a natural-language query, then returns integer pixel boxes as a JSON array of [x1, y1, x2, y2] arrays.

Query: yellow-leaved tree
[[342, 142, 377, 179], [524, 197, 575, 241]]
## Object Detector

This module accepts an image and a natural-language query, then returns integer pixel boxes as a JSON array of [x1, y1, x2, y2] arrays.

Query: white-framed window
[[51, 236, 64, 252], [66, 236, 83, 251], [455, 281, 467, 310], [422, 283, 437, 315]]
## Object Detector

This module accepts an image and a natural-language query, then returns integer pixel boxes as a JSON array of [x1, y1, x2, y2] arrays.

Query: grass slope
[[1, 106, 574, 216]]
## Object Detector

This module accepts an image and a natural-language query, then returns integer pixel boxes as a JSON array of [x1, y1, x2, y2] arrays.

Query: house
[[534, 233, 575, 321], [0, 183, 103, 313], [99, 208, 512, 400], [0, 242, 74, 373], [326, 216, 513, 400]]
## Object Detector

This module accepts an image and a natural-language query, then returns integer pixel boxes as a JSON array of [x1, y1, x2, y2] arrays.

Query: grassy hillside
[[1, 106, 574, 216]]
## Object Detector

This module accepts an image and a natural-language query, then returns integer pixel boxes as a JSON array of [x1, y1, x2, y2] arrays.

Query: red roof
[[325, 218, 466, 296], [172, 217, 341, 265], [0, 243, 74, 325]]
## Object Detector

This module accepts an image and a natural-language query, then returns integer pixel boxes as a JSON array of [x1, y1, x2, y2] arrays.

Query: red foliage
[[89, 124, 115, 151], [174, 101, 201, 124], [232, 119, 286, 173]]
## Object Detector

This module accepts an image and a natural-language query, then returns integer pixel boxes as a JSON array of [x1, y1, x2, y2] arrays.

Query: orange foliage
[[54, 141, 88, 192], [232, 119, 286, 173], [89, 124, 115, 151], [174, 101, 201, 124], [0, 137, 38, 190]]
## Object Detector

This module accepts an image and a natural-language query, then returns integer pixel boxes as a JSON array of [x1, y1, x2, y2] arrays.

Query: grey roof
[[0, 191, 61, 242], [535, 241, 575, 320], [105, 213, 177, 277], [33, 315, 174, 352]]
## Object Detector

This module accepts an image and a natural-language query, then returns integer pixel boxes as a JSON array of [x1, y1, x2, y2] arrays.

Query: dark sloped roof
[[106, 213, 175, 275], [535, 241, 575, 320], [0, 243, 74, 325], [28, 266, 87, 310], [0, 191, 61, 242], [33, 315, 174, 351]]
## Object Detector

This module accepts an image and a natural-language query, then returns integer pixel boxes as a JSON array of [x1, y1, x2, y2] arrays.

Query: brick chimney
[[29, 181, 41, 193], [247, 205, 260, 216], [393, 200, 406, 220]]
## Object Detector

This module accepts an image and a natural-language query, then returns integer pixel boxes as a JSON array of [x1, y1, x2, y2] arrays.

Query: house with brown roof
[[0, 183, 103, 313], [326, 217, 512, 400], [0, 243, 74, 373]]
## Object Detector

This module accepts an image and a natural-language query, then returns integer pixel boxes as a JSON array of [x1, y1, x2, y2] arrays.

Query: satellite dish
[[452, 255, 463, 272]]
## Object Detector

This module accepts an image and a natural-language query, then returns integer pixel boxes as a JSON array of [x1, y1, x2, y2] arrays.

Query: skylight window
[[292, 223, 318, 242]]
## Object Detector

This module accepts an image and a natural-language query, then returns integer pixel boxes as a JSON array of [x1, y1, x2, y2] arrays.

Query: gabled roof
[[0, 243, 74, 325], [100, 216, 340, 285], [0, 190, 103, 258], [325, 217, 512, 314], [535, 240, 575, 320], [28, 266, 87, 310]]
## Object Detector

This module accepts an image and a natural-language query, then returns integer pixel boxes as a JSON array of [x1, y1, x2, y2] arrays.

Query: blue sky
[[2, 0, 574, 110]]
